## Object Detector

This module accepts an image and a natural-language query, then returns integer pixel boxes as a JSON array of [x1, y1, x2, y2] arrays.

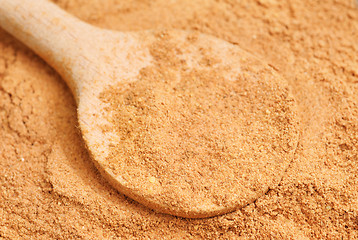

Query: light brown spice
[[99, 31, 299, 217], [1, 0, 358, 239]]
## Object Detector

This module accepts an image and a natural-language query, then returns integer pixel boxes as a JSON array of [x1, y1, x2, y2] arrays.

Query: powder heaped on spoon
[[98, 31, 300, 218]]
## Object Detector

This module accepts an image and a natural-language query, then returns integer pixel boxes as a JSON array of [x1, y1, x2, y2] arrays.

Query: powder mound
[[99, 31, 299, 218]]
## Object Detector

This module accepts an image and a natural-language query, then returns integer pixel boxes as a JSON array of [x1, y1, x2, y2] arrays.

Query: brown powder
[[99, 31, 299, 217], [1, 0, 358, 239]]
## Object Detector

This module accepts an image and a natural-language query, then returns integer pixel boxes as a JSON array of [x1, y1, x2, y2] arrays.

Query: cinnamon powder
[[1, 0, 358, 239], [99, 31, 299, 217]]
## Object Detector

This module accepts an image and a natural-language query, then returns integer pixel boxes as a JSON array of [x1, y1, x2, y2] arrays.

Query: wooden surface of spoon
[[0, 0, 299, 218]]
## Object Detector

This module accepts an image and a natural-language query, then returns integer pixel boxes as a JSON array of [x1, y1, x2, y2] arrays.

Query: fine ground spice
[[99, 31, 299, 217], [1, 0, 358, 239]]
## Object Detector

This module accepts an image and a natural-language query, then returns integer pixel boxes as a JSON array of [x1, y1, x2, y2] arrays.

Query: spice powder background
[[1, 0, 358, 239]]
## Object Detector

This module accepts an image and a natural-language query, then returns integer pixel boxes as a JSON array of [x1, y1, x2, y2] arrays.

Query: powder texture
[[1, 0, 358, 239], [99, 31, 298, 217]]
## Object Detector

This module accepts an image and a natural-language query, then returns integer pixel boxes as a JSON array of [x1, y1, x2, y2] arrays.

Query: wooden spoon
[[0, 0, 299, 218]]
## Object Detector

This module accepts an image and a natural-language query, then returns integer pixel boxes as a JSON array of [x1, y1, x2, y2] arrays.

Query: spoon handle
[[0, 0, 93, 98]]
